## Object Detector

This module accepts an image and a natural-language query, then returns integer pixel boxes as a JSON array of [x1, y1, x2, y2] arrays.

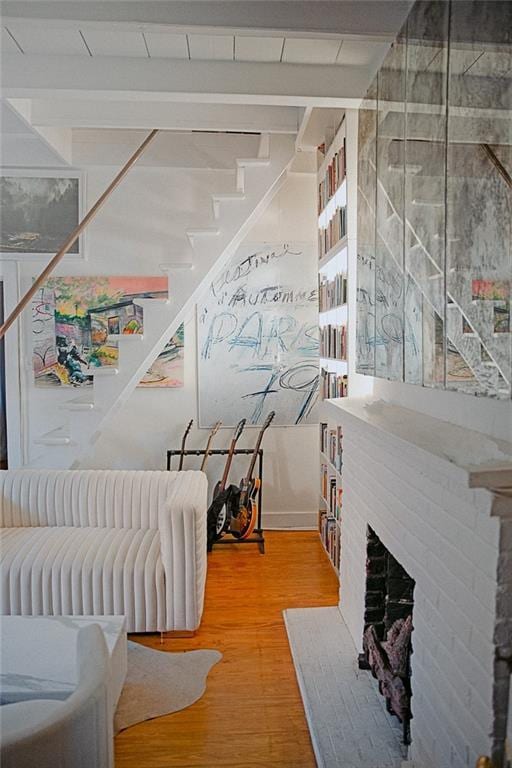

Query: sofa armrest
[[158, 471, 208, 631]]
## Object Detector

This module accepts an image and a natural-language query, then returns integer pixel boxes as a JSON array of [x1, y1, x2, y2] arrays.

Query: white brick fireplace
[[326, 398, 512, 768]]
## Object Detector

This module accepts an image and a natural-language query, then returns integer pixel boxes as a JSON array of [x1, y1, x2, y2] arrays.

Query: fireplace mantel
[[326, 397, 512, 493], [325, 396, 512, 767]]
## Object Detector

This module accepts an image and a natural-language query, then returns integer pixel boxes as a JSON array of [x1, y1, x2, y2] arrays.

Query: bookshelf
[[317, 113, 355, 576]]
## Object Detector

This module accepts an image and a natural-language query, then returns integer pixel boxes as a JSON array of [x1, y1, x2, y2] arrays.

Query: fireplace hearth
[[359, 526, 415, 744]]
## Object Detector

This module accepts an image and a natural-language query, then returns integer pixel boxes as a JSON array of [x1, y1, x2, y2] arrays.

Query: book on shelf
[[321, 369, 348, 399], [320, 462, 328, 500], [336, 426, 343, 474], [320, 422, 328, 454], [336, 486, 343, 521], [319, 272, 347, 311], [329, 476, 337, 517], [317, 138, 346, 213], [319, 324, 346, 360], [318, 206, 347, 260]]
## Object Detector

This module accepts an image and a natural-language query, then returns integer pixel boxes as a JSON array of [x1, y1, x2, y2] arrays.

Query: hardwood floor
[[115, 531, 339, 768]]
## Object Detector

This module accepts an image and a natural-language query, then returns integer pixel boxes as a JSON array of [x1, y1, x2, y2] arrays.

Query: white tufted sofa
[[0, 470, 208, 633]]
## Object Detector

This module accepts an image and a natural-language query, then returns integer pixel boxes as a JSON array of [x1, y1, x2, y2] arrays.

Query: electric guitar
[[230, 410, 275, 540], [178, 419, 193, 470], [200, 421, 222, 472], [206, 418, 245, 550]]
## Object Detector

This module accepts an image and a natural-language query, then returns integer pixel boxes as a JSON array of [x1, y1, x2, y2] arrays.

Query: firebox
[[359, 526, 415, 745]]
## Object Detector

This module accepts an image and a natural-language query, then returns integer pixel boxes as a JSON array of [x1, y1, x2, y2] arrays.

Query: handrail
[[481, 144, 512, 190], [0, 129, 159, 340]]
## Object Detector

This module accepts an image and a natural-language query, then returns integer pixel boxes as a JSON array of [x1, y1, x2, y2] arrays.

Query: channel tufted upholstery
[[0, 470, 208, 632]]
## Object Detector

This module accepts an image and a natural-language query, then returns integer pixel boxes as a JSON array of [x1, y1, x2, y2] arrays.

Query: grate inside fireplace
[[359, 526, 415, 745]]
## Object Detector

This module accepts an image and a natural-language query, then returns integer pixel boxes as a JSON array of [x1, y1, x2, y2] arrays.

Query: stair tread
[[61, 399, 94, 411], [212, 192, 246, 200], [35, 427, 73, 446], [107, 333, 144, 341], [236, 157, 270, 167], [159, 262, 194, 271], [88, 366, 119, 376], [187, 228, 220, 236]]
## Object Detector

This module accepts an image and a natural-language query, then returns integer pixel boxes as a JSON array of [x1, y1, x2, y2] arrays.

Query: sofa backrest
[[0, 470, 180, 530]]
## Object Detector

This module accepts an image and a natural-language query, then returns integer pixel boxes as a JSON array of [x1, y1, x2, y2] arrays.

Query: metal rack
[[166, 448, 265, 553]]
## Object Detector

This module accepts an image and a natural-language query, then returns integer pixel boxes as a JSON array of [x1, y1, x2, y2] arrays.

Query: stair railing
[[0, 129, 159, 340]]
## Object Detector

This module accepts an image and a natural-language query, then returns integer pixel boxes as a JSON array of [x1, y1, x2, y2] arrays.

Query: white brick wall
[[333, 405, 502, 768]]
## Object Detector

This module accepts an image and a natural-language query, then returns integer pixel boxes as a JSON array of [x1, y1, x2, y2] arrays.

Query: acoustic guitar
[[200, 421, 222, 472], [206, 418, 246, 550], [178, 419, 193, 470], [230, 410, 275, 540]]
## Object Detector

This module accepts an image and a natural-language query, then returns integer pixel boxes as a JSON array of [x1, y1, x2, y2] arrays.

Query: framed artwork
[[31, 275, 168, 387], [0, 169, 83, 259], [138, 324, 184, 388], [197, 242, 319, 426]]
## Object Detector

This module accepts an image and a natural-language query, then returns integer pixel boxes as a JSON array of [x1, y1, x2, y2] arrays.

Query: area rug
[[283, 607, 404, 768], [114, 641, 222, 733]]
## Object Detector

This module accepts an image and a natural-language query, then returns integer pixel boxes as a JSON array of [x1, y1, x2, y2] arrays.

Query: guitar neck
[[245, 434, 263, 484], [219, 443, 236, 490], [200, 433, 215, 471]]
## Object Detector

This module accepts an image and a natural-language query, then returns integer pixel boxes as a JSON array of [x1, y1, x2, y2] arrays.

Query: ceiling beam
[[28, 100, 300, 134], [1, 54, 367, 107], [1, 1, 413, 40]]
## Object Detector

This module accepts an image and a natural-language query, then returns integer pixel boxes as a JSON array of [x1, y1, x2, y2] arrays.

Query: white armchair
[[0, 624, 112, 768]]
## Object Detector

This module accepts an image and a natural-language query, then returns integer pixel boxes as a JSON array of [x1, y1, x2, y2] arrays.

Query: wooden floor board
[[115, 531, 338, 768]]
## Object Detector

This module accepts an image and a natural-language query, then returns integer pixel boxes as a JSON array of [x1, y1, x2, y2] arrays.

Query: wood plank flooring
[[115, 531, 339, 768]]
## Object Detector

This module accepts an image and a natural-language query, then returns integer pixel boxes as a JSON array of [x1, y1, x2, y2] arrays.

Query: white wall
[[19, 163, 319, 525]]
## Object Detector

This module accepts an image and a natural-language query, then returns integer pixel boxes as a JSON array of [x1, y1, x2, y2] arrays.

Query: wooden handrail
[[0, 129, 159, 340]]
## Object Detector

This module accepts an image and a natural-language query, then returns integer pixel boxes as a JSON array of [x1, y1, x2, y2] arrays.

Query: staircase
[[30, 132, 295, 468]]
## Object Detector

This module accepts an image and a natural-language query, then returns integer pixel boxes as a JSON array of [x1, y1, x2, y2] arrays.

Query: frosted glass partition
[[356, 0, 511, 399]]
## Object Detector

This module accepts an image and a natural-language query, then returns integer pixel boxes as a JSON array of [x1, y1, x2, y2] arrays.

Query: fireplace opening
[[359, 526, 415, 745]]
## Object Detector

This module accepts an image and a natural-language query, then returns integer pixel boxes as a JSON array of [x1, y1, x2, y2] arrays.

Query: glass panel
[[356, 76, 378, 375], [0, 283, 7, 469], [375, 33, 407, 380], [446, 0, 512, 398], [404, 0, 449, 387]]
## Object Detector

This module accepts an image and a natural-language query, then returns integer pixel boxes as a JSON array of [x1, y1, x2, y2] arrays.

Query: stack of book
[[320, 325, 346, 360], [321, 369, 348, 399], [318, 206, 347, 259], [317, 139, 346, 213], [319, 511, 340, 571], [319, 273, 347, 311]]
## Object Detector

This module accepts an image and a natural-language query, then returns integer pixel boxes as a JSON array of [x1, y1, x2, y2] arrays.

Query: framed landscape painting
[[0, 169, 83, 258]]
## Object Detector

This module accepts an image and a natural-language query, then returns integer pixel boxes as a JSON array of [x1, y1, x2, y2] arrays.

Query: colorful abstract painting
[[1, 174, 80, 256], [32, 276, 168, 387], [138, 324, 184, 388]]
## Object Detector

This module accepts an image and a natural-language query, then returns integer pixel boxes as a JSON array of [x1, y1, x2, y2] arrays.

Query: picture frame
[[0, 168, 85, 260]]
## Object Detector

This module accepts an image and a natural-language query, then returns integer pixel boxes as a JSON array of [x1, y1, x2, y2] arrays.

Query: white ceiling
[[3, 24, 389, 68]]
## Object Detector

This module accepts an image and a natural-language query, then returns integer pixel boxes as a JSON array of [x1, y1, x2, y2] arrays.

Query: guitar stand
[[166, 448, 265, 554]]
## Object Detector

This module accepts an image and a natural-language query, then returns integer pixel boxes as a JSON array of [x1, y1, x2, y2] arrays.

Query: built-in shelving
[[317, 112, 354, 577]]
